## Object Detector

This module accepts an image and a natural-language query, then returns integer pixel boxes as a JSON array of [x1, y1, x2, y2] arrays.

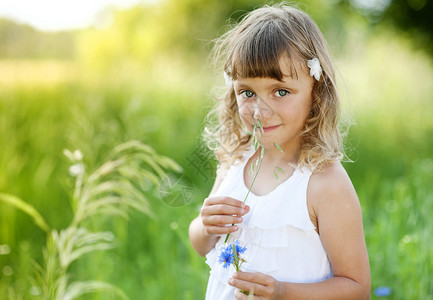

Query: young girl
[[189, 4, 370, 299]]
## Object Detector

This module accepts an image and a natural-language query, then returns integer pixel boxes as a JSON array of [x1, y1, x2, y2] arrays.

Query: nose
[[252, 97, 273, 121]]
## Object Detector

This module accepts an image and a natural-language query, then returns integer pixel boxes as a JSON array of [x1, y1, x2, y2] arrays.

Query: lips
[[262, 125, 281, 132]]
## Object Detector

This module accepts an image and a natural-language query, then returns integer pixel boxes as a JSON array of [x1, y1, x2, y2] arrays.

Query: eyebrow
[[234, 81, 296, 92]]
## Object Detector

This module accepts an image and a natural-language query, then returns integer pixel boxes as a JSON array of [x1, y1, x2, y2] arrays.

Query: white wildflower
[[73, 150, 83, 161], [63, 149, 83, 162], [69, 163, 85, 177], [63, 149, 74, 161]]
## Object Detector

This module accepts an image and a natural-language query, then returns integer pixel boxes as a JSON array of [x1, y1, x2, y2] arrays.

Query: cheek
[[278, 101, 310, 126], [289, 96, 312, 118], [237, 101, 253, 122]]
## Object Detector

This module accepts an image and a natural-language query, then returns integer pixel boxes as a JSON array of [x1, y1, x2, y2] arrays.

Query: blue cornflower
[[218, 248, 234, 269], [234, 240, 247, 255], [374, 286, 392, 297], [219, 240, 247, 271]]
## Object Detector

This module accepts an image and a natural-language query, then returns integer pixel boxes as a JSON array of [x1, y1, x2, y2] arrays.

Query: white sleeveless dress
[[205, 150, 333, 300]]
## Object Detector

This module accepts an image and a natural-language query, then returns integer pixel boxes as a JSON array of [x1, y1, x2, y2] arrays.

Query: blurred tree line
[[342, 0, 433, 52], [1, 0, 431, 64], [0, 18, 75, 59]]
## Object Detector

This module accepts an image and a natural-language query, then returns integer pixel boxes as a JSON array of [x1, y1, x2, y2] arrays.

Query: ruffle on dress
[[205, 182, 318, 285], [205, 150, 331, 289]]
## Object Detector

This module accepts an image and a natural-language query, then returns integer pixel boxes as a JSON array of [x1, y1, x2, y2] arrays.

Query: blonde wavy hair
[[204, 3, 344, 172]]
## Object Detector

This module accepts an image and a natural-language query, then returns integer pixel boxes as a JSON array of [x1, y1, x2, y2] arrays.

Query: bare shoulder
[[307, 162, 360, 216], [307, 163, 370, 294], [310, 161, 354, 190]]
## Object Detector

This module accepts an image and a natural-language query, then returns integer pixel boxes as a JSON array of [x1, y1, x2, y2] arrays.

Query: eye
[[240, 90, 255, 99], [274, 89, 289, 97]]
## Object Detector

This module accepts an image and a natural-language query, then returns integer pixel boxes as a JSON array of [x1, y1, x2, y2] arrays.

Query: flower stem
[[224, 148, 263, 243], [232, 244, 239, 271]]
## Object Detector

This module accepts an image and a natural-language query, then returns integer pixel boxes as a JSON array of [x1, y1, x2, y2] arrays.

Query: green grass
[[0, 28, 433, 299], [339, 30, 433, 299], [0, 64, 216, 299]]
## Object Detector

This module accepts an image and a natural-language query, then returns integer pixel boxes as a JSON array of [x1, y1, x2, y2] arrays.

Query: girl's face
[[233, 55, 314, 154]]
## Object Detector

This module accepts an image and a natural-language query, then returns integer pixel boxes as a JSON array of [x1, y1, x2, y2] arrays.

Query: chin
[[256, 137, 280, 149]]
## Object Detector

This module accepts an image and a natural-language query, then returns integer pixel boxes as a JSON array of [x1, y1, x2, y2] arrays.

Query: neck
[[258, 144, 300, 167]]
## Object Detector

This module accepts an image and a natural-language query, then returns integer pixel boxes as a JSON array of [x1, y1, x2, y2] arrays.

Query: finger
[[234, 289, 248, 300], [234, 289, 264, 300], [204, 225, 239, 235], [204, 196, 246, 209], [202, 215, 243, 226], [201, 204, 246, 217], [228, 276, 267, 296], [233, 271, 272, 285]]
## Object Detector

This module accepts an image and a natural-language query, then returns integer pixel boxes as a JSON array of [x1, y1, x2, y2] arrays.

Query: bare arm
[[229, 163, 371, 299], [231, 272, 370, 300], [189, 216, 220, 257], [189, 173, 250, 257]]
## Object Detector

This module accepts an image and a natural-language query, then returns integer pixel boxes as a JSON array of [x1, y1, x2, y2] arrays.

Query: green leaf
[[273, 142, 284, 153], [261, 147, 265, 159], [257, 119, 264, 132], [250, 161, 255, 175], [276, 166, 286, 174], [0, 193, 50, 233], [273, 170, 279, 180]]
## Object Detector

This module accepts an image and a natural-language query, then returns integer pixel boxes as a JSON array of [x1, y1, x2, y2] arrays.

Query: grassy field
[[0, 28, 432, 300]]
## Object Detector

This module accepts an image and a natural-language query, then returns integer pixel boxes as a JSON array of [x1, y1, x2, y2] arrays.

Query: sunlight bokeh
[[0, 0, 152, 31]]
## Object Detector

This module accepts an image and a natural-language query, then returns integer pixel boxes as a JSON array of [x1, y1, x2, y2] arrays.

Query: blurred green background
[[0, 0, 432, 299]]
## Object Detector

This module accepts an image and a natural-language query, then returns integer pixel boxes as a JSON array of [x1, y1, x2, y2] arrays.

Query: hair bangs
[[227, 20, 298, 81]]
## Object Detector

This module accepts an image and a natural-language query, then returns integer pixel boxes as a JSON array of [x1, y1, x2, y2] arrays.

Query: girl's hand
[[229, 271, 282, 300], [200, 196, 250, 236]]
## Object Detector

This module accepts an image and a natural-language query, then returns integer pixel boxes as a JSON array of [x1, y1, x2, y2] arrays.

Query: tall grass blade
[[63, 281, 129, 300], [0, 193, 50, 233]]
